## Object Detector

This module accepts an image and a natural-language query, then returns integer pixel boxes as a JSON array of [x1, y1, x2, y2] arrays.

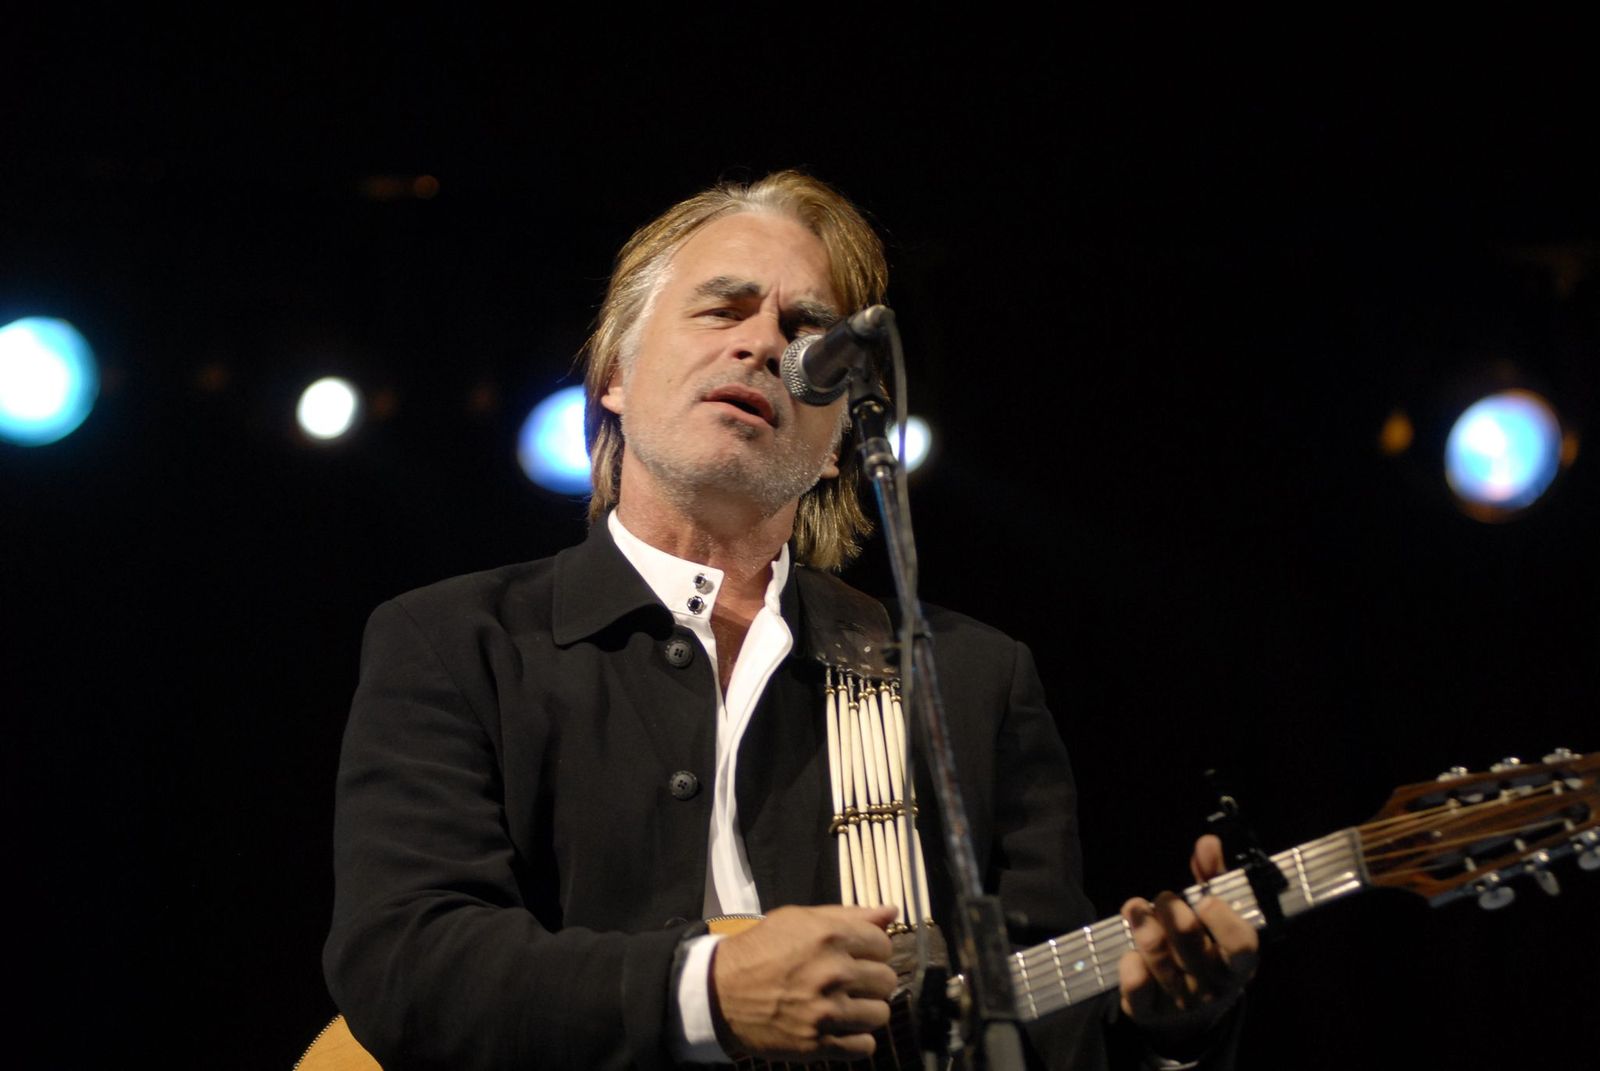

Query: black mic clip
[[1204, 769, 1289, 941]]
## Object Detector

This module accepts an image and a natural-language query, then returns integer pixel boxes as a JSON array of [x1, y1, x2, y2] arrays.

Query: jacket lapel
[[551, 523, 718, 768]]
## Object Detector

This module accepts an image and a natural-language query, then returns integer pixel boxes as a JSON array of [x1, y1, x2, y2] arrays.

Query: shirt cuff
[[668, 932, 729, 1064]]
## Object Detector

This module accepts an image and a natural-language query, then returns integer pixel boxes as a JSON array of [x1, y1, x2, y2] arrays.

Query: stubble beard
[[620, 404, 834, 519]]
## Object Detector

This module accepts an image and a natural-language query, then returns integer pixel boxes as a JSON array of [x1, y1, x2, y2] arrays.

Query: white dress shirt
[[607, 512, 794, 1062]]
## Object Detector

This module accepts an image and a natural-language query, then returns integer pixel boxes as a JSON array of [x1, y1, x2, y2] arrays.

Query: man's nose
[[730, 314, 785, 378]]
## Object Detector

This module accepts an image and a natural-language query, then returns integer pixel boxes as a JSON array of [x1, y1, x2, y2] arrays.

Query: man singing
[[325, 171, 1256, 1069]]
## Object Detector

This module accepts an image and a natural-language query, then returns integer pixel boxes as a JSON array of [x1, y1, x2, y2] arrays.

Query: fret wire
[[1049, 938, 1067, 1007], [1016, 949, 1037, 1019], [1012, 829, 1368, 1009]]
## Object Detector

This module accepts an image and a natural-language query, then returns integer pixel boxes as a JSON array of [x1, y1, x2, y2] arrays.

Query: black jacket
[[325, 523, 1107, 1069]]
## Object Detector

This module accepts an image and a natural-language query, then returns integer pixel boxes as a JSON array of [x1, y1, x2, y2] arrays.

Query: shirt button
[[686, 595, 706, 615], [693, 573, 713, 594], [662, 634, 694, 668], [668, 770, 700, 800]]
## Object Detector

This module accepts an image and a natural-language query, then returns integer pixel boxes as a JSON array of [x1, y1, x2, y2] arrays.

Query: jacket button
[[663, 916, 689, 929], [668, 770, 700, 800], [663, 633, 695, 668]]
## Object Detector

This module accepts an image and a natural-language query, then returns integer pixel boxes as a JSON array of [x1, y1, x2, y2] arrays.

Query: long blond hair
[[581, 171, 888, 571]]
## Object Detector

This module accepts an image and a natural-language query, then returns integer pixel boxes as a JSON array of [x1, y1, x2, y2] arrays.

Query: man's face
[[601, 211, 847, 517]]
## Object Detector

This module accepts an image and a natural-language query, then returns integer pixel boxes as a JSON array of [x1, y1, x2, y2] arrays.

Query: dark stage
[[4, 17, 1597, 1069]]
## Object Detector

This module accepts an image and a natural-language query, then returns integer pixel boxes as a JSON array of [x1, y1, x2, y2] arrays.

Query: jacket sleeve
[[323, 598, 688, 1071]]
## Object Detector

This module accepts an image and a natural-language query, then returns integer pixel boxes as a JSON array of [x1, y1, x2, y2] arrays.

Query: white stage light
[[888, 416, 933, 473], [297, 377, 362, 442]]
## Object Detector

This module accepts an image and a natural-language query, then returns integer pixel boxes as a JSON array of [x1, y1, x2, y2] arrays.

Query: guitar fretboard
[[1006, 829, 1367, 1021]]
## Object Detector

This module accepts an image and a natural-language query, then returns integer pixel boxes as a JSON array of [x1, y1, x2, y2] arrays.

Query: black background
[[4, 15, 1597, 1069]]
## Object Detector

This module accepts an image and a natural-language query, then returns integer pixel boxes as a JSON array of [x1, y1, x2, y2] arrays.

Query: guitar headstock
[[1357, 748, 1599, 909]]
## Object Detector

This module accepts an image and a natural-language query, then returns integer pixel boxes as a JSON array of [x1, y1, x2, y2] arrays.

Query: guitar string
[[1361, 819, 1585, 873], [1357, 791, 1593, 866], [756, 704, 1583, 1062], [1009, 833, 1365, 1013], [828, 700, 1592, 1031], [1352, 776, 1593, 845], [803, 762, 1596, 1037], [1361, 799, 1595, 854], [1014, 786, 1597, 1015], [1360, 802, 1584, 857]]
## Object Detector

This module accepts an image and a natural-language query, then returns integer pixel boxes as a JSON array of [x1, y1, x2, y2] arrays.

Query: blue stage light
[[518, 385, 591, 494], [0, 317, 99, 446], [1444, 389, 1562, 517]]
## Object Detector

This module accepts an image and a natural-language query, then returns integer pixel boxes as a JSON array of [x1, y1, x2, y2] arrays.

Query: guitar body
[[294, 1015, 380, 1071]]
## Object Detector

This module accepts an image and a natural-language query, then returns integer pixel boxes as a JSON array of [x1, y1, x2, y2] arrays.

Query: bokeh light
[[1444, 389, 1562, 518], [0, 317, 99, 446], [296, 377, 363, 442], [518, 385, 591, 493], [888, 416, 933, 473]]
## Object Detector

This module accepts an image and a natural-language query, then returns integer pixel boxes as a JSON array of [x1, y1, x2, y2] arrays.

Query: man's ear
[[599, 370, 625, 416]]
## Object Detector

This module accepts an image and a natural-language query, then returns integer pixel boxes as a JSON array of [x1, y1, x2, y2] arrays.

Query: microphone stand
[[845, 308, 1025, 1071]]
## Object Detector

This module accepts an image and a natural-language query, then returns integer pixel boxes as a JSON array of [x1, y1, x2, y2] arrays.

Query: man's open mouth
[[704, 385, 777, 426]]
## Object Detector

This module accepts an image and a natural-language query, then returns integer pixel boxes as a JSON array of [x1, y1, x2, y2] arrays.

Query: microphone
[[780, 305, 893, 406]]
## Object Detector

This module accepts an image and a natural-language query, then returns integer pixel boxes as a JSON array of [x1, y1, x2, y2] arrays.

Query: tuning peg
[[1436, 766, 1469, 781], [1575, 830, 1600, 872], [1490, 757, 1523, 772], [1541, 747, 1578, 764], [1474, 873, 1516, 910], [1525, 852, 1561, 896]]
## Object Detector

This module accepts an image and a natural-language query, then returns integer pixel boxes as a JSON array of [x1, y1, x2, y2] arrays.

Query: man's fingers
[[1121, 897, 1185, 1001], [1190, 834, 1226, 884], [817, 1029, 878, 1059], [1152, 892, 1233, 993], [712, 905, 900, 1060], [1194, 895, 1260, 981], [833, 958, 898, 1001], [823, 993, 893, 1035], [835, 921, 895, 962], [1119, 853, 1263, 1047], [806, 904, 896, 960], [1117, 948, 1162, 1020]]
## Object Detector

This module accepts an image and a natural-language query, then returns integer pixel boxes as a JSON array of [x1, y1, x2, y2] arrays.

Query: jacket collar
[[551, 521, 669, 646]]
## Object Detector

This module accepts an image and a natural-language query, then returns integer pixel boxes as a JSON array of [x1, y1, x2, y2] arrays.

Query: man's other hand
[[1118, 835, 1259, 1050], [711, 904, 898, 1061]]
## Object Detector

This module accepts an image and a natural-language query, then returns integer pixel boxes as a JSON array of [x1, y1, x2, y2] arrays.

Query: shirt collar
[[608, 510, 790, 624]]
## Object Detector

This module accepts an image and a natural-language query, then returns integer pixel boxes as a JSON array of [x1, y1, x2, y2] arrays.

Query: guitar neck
[[1006, 828, 1368, 1022]]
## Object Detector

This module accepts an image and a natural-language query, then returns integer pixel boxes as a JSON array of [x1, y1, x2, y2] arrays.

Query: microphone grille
[[781, 335, 848, 406]]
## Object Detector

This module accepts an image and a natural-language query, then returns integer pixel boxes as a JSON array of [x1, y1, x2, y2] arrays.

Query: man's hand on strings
[[711, 904, 899, 1061], [1117, 834, 1259, 1048]]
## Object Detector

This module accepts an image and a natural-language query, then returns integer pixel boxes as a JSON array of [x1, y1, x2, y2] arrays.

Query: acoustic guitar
[[297, 748, 1599, 1070]]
